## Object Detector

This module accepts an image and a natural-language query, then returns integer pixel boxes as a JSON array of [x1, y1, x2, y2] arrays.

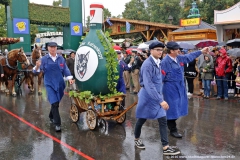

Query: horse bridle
[[29, 49, 41, 66], [5, 51, 28, 69]]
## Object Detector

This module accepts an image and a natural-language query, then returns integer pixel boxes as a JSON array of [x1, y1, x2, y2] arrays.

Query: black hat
[[166, 42, 180, 50], [48, 42, 58, 47], [149, 41, 165, 50]]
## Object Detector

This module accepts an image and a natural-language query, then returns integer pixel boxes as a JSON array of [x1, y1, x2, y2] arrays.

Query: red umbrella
[[113, 45, 122, 50], [196, 40, 218, 48]]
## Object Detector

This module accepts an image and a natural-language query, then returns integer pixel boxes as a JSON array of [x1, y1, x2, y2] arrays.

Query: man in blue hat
[[33, 42, 74, 132], [134, 41, 180, 155], [161, 41, 209, 138]]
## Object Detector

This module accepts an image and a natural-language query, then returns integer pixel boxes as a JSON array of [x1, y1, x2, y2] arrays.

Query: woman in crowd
[[200, 54, 214, 99]]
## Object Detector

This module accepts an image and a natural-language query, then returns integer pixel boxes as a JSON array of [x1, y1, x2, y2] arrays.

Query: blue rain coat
[[116, 60, 129, 94], [38, 54, 71, 104], [161, 51, 202, 120], [136, 56, 165, 119]]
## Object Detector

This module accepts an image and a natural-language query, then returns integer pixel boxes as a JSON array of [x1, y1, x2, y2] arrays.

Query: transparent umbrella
[[227, 48, 240, 57]]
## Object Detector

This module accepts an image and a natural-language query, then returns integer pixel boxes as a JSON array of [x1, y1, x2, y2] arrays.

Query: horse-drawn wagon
[[69, 91, 137, 130]]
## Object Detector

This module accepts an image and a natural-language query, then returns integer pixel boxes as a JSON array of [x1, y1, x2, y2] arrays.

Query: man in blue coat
[[161, 42, 209, 138], [134, 41, 180, 156], [33, 42, 74, 132]]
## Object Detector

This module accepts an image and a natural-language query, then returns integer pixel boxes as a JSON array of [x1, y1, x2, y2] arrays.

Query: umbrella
[[227, 48, 240, 57], [226, 39, 240, 47], [195, 40, 218, 48], [217, 41, 226, 46], [177, 42, 195, 49], [144, 40, 159, 45], [138, 43, 149, 49], [62, 49, 75, 55], [113, 45, 122, 50], [57, 49, 63, 54]]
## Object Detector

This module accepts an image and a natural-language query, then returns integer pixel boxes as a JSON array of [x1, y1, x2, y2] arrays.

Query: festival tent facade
[[214, 2, 240, 42]]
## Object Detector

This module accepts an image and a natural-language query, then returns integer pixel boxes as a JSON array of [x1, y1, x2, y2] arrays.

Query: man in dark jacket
[[130, 49, 142, 94], [122, 52, 131, 89], [66, 51, 76, 90]]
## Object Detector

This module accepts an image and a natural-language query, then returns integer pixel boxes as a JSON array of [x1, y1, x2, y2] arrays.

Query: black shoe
[[170, 132, 182, 138], [163, 147, 181, 155], [55, 126, 61, 132], [134, 139, 145, 149]]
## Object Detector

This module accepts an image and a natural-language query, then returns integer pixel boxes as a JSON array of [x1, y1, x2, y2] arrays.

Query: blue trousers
[[203, 79, 211, 97], [216, 75, 229, 98], [134, 116, 169, 147]]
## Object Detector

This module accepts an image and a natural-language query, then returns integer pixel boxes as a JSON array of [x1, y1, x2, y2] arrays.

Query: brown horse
[[22, 44, 44, 94], [0, 48, 29, 96]]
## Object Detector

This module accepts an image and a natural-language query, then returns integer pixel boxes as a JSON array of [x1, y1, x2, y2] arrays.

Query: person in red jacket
[[215, 48, 233, 100]]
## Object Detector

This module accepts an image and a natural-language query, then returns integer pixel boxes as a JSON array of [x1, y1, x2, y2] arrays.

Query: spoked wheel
[[86, 109, 97, 130], [116, 113, 126, 124], [70, 104, 79, 122]]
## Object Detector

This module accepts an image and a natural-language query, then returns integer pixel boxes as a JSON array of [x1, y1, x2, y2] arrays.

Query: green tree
[[0, 4, 7, 37], [147, 0, 182, 25], [30, 24, 38, 44], [53, 0, 62, 7], [122, 0, 150, 21], [103, 8, 111, 20], [201, 0, 240, 24], [86, 16, 90, 29]]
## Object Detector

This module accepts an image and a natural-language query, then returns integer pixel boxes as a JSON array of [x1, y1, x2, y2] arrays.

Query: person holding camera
[[130, 49, 142, 94], [122, 52, 131, 90]]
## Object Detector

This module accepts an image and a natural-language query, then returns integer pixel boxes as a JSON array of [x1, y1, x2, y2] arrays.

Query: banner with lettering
[[180, 18, 201, 27]]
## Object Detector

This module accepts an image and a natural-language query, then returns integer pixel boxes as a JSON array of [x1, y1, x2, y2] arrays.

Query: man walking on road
[[161, 42, 209, 138], [33, 42, 74, 132], [134, 41, 180, 156]]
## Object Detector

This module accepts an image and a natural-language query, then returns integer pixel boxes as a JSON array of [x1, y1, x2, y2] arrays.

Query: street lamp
[[168, 15, 173, 24]]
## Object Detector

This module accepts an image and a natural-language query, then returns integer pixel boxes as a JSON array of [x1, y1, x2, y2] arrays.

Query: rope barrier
[[184, 75, 239, 82]]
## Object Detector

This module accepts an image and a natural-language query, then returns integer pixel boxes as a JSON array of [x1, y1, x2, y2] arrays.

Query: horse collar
[[5, 57, 17, 69]]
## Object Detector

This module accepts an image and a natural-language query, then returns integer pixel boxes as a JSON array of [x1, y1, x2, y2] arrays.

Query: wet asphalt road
[[0, 80, 240, 160]]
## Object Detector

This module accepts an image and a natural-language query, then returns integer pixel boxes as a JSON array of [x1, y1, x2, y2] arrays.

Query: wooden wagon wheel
[[70, 104, 79, 122], [86, 109, 97, 130], [116, 113, 126, 124]]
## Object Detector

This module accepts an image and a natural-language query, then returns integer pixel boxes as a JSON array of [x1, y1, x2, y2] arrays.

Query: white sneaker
[[187, 92, 192, 96]]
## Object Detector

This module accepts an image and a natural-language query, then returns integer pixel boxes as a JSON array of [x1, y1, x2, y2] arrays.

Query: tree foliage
[[147, 0, 182, 25], [29, 3, 70, 26], [122, 0, 240, 25], [86, 16, 90, 29], [103, 8, 111, 20], [122, 0, 150, 21], [53, 0, 62, 7], [200, 0, 240, 24], [0, 4, 6, 37]]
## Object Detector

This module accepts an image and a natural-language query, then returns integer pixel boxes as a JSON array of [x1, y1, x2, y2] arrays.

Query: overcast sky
[[29, 0, 131, 21]]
